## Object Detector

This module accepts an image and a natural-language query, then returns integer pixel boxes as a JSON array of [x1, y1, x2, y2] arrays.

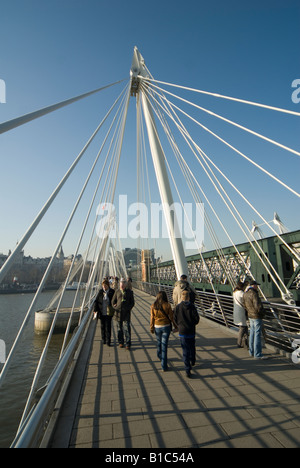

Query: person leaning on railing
[[243, 280, 267, 360]]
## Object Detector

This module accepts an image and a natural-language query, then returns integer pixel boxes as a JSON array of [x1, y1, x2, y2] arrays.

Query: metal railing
[[10, 303, 93, 449], [10, 281, 300, 448], [134, 281, 300, 354]]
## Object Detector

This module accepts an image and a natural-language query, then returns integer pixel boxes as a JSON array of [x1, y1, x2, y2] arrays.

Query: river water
[[0, 291, 79, 448]]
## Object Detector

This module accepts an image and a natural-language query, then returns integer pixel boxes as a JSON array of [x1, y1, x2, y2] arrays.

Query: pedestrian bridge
[[45, 288, 300, 449], [1, 47, 299, 448]]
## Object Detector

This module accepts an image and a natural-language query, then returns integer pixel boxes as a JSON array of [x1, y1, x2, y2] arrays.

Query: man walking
[[173, 274, 196, 307], [112, 278, 135, 349], [174, 290, 200, 378], [243, 280, 266, 359]]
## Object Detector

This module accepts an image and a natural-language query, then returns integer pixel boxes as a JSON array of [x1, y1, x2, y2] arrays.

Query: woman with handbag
[[150, 291, 176, 372]]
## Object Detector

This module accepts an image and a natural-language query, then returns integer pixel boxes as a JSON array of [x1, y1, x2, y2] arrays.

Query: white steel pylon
[[130, 47, 189, 280]]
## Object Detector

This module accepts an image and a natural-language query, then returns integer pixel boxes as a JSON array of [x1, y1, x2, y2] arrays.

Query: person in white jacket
[[233, 281, 248, 348], [173, 275, 196, 307]]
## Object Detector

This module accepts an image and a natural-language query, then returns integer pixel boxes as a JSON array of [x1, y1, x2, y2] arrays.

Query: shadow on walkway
[[53, 289, 300, 448]]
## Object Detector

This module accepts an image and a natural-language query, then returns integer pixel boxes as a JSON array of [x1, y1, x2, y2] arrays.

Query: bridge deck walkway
[[51, 288, 300, 448]]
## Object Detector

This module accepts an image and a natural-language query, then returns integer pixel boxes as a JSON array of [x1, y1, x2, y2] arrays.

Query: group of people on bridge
[[93, 274, 200, 378], [93, 277, 134, 349], [93, 274, 268, 379]]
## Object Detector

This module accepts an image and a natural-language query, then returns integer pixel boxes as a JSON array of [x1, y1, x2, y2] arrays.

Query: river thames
[[0, 290, 79, 447]]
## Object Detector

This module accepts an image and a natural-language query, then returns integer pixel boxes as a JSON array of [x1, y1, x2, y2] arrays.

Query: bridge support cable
[[0, 79, 126, 135], [153, 87, 297, 306], [142, 72, 280, 296], [76, 83, 131, 324], [5, 48, 299, 448], [44, 84, 130, 322], [80, 101, 129, 293], [58, 98, 130, 357], [0, 83, 129, 394], [142, 85, 300, 298], [156, 99, 294, 297], [58, 84, 131, 356], [140, 81, 297, 306], [77, 126, 124, 305], [144, 96, 230, 324], [0, 82, 129, 286], [147, 82, 300, 159], [168, 96, 300, 199], [108, 231, 128, 280], [141, 77, 300, 117], [141, 84, 254, 324], [140, 83, 235, 281], [15, 83, 131, 430], [144, 81, 300, 264], [141, 81, 240, 282], [163, 132, 297, 334], [141, 82, 264, 278], [134, 47, 299, 304], [144, 82, 300, 199], [139, 85, 231, 324], [141, 87, 296, 339], [142, 84, 239, 288], [141, 84, 239, 323]]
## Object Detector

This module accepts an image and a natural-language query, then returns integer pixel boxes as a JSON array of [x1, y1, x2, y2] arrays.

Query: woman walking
[[150, 291, 175, 372], [94, 280, 115, 346], [233, 281, 248, 348]]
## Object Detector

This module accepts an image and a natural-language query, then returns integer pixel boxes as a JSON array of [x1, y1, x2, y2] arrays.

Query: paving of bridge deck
[[51, 288, 300, 449]]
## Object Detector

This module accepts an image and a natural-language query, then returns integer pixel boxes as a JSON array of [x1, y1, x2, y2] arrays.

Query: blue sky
[[0, 0, 299, 262]]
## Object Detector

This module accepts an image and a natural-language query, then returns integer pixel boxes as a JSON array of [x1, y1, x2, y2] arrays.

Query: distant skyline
[[0, 0, 299, 263]]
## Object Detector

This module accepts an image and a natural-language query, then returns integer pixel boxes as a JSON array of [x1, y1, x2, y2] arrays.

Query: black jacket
[[94, 288, 115, 317], [174, 301, 199, 336]]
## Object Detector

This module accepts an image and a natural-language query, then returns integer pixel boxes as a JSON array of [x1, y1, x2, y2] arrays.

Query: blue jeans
[[155, 325, 171, 371], [249, 318, 263, 358], [180, 336, 196, 372], [118, 320, 131, 347]]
